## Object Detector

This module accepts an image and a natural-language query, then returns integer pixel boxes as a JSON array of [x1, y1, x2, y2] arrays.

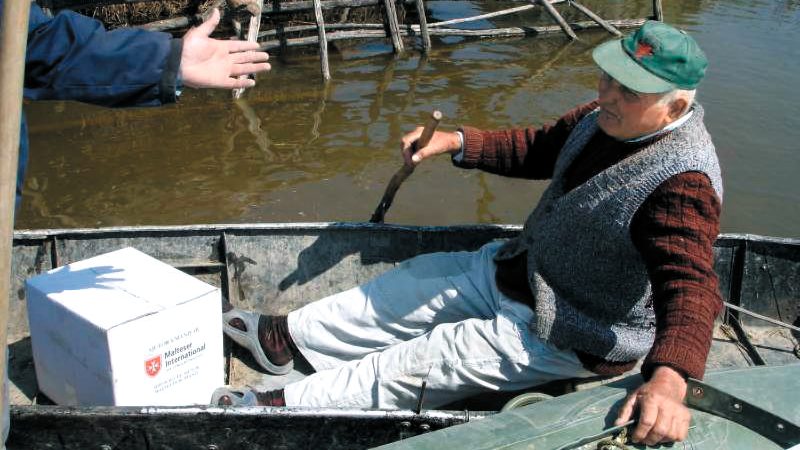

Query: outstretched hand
[[615, 366, 691, 446], [400, 128, 461, 166], [180, 9, 271, 90]]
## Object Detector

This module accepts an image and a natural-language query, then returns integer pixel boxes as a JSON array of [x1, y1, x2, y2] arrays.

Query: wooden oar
[[370, 110, 442, 224]]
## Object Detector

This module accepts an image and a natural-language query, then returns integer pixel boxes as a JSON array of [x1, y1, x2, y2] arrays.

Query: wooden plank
[[140, 2, 566, 33], [254, 19, 648, 51], [261, 0, 392, 15], [138, 15, 196, 32], [233, 0, 265, 99], [415, 0, 431, 51], [652, 0, 664, 21], [138, 0, 222, 31], [313, 0, 332, 80], [533, 0, 577, 40], [383, 0, 405, 53], [570, 0, 622, 37]]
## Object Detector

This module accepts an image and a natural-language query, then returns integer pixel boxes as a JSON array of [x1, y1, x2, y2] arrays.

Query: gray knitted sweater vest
[[494, 104, 723, 362]]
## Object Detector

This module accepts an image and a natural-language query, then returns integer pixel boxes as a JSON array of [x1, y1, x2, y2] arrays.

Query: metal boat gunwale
[[11, 222, 800, 246]]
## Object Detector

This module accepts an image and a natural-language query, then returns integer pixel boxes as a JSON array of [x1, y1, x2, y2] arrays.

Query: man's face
[[596, 71, 675, 140]]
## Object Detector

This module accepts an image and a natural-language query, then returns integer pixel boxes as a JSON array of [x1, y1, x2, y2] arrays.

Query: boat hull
[[6, 223, 800, 448]]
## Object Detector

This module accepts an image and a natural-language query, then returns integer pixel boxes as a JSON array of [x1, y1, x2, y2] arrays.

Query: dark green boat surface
[[376, 364, 800, 450]]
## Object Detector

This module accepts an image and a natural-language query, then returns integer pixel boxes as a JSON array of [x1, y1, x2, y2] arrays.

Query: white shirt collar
[[624, 109, 694, 143]]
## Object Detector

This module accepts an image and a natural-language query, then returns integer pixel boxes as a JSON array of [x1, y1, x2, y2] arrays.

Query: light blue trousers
[[286, 242, 593, 409]]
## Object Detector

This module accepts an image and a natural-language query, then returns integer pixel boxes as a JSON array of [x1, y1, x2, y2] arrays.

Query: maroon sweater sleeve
[[455, 101, 599, 179], [631, 172, 723, 381]]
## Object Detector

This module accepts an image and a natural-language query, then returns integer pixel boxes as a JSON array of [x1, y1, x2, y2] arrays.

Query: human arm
[[617, 171, 723, 444], [398, 101, 598, 179], [22, 5, 269, 106], [23, 3, 181, 106]]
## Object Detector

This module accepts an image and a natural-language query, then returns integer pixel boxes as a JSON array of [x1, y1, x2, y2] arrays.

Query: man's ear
[[668, 97, 688, 120]]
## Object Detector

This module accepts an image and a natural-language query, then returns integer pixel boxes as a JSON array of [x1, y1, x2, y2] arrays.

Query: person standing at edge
[[217, 21, 722, 446], [2, 1, 270, 444]]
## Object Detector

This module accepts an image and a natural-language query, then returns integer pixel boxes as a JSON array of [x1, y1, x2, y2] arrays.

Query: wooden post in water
[[383, 0, 404, 53], [233, 0, 265, 99], [570, 1, 621, 37], [312, 0, 331, 80], [535, 0, 577, 40], [415, 0, 431, 52], [0, 0, 31, 437], [652, 0, 663, 21]]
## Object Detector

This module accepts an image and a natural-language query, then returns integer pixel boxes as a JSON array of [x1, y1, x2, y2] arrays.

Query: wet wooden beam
[[313, 0, 332, 80], [383, 0, 405, 53], [570, 0, 622, 37], [652, 0, 663, 21], [258, 23, 385, 38], [262, 0, 402, 15], [534, 0, 577, 40], [415, 0, 431, 52], [138, 15, 195, 32], [141, 0, 568, 33], [233, 0, 265, 99], [256, 18, 647, 51], [138, 1, 222, 36], [144, 1, 568, 34]]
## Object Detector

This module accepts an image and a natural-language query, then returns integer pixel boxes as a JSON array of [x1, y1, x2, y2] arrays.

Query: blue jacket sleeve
[[6, 1, 183, 210], [23, 2, 182, 107]]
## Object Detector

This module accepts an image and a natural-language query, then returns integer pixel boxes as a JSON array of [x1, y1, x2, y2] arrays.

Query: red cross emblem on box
[[145, 355, 162, 377]]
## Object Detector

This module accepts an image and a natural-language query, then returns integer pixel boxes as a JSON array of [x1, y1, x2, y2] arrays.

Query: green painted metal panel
[[375, 364, 800, 450]]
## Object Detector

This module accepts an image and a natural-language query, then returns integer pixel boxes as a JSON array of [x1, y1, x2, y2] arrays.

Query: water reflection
[[16, 0, 800, 238]]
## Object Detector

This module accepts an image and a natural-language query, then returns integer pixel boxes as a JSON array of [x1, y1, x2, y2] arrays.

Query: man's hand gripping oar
[[369, 110, 444, 223]]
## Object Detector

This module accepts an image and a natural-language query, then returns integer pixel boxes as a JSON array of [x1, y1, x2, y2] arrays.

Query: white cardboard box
[[26, 247, 224, 406]]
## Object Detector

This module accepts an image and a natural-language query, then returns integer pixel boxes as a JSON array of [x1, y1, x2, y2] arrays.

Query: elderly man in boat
[[217, 21, 722, 446]]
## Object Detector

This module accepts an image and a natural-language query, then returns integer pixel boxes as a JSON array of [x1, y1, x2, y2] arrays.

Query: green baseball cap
[[592, 21, 707, 93]]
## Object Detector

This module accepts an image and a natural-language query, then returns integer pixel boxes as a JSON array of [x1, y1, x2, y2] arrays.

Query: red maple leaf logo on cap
[[634, 42, 654, 59]]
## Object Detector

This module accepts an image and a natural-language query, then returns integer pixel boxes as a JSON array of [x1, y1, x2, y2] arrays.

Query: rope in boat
[[723, 301, 800, 333], [595, 426, 634, 450], [722, 301, 800, 358], [552, 421, 634, 450]]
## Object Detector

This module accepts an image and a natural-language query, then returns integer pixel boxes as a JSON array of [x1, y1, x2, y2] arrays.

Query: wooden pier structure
[[36, 0, 664, 86]]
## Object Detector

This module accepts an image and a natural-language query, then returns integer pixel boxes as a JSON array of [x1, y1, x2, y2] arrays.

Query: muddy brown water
[[16, 0, 800, 238]]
